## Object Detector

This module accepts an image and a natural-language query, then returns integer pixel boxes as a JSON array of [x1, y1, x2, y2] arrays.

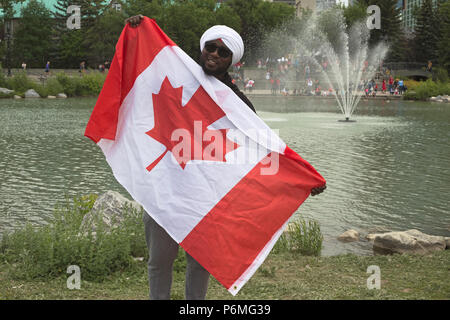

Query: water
[[262, 9, 388, 120], [1, 97, 449, 256]]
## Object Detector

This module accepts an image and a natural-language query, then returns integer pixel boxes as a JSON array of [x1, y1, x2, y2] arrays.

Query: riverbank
[[1, 250, 448, 299], [1, 193, 448, 300], [246, 90, 404, 100]]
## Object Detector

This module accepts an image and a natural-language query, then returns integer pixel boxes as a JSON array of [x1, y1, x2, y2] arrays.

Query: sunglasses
[[204, 43, 232, 58]]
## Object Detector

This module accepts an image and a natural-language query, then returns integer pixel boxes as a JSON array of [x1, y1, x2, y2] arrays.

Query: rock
[[56, 93, 67, 98], [79, 190, 143, 236], [47, 95, 56, 99], [24, 89, 40, 98], [13, 95, 22, 99], [430, 96, 437, 101], [0, 87, 14, 94], [337, 229, 360, 242], [372, 229, 446, 255], [445, 237, 450, 250], [366, 233, 382, 243]]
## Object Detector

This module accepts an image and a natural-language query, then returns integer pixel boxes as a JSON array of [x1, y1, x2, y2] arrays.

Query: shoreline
[[246, 90, 404, 100], [1, 250, 448, 299]]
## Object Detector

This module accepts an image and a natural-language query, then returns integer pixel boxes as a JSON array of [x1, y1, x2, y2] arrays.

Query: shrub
[[77, 73, 106, 96], [45, 77, 65, 96], [0, 194, 147, 281], [4, 71, 34, 93], [273, 218, 323, 256], [403, 79, 450, 100], [434, 67, 449, 83], [32, 83, 49, 98], [55, 72, 105, 97], [55, 72, 79, 97]]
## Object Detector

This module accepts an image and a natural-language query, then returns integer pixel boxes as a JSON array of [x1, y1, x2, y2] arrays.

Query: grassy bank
[[1, 250, 448, 300], [403, 79, 450, 101], [0, 195, 449, 300], [0, 71, 106, 98]]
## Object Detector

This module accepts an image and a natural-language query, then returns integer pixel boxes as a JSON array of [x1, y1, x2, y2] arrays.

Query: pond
[[0, 96, 449, 256]]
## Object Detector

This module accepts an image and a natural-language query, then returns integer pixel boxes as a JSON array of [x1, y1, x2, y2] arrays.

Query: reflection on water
[[0, 97, 449, 256]]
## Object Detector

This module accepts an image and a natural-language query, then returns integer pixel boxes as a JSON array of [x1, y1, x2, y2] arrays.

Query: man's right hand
[[125, 14, 144, 28]]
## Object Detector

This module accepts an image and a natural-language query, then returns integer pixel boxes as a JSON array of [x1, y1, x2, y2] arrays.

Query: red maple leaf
[[146, 77, 239, 171]]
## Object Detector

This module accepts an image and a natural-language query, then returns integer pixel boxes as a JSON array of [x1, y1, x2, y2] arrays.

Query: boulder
[[79, 190, 143, 236], [56, 93, 67, 98], [366, 233, 382, 242], [337, 229, 360, 242], [13, 95, 22, 99], [47, 95, 56, 99], [24, 89, 40, 98], [0, 87, 14, 94], [445, 237, 450, 250], [372, 229, 446, 255]]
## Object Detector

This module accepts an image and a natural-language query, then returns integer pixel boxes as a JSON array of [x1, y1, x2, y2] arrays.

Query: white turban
[[200, 25, 244, 66]]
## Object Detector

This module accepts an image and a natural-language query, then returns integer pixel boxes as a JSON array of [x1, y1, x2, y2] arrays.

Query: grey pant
[[143, 212, 210, 300]]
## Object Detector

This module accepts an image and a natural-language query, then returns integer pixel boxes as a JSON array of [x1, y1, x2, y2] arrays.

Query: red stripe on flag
[[85, 17, 176, 143], [180, 148, 326, 290]]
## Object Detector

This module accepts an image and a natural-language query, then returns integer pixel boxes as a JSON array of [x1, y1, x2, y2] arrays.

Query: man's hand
[[311, 184, 326, 196], [125, 14, 144, 28]]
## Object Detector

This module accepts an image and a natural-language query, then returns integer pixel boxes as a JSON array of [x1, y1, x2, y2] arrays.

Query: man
[[125, 15, 326, 300]]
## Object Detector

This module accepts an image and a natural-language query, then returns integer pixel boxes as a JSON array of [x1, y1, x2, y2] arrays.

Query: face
[[200, 39, 233, 78]]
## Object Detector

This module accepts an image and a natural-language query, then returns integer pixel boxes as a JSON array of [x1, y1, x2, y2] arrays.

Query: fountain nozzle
[[338, 117, 356, 123]]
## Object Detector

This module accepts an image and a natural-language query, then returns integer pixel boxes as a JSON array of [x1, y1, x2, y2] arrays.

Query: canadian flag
[[85, 17, 325, 295]]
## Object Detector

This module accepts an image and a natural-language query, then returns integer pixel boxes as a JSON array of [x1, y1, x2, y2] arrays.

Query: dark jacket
[[221, 73, 256, 113]]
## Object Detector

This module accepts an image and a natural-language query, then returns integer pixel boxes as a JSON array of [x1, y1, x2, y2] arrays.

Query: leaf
[[146, 77, 239, 171]]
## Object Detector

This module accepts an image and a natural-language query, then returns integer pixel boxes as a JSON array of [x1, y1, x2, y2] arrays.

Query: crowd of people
[[231, 55, 409, 98]]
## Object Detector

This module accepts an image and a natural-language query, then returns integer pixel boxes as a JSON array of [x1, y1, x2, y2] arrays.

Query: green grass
[[0, 195, 448, 300], [0, 194, 147, 282], [1, 250, 448, 300], [403, 79, 450, 100], [274, 219, 323, 256], [0, 71, 106, 98]]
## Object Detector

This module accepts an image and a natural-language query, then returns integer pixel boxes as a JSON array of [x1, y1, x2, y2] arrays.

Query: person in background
[[398, 79, 404, 95]]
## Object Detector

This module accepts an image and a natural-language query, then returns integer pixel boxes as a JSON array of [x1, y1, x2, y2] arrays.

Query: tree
[[414, 0, 438, 63], [355, 0, 405, 61], [1, 0, 26, 72], [341, 1, 367, 29], [227, 0, 295, 63], [52, 0, 106, 68], [436, 0, 450, 72], [123, 0, 164, 21], [83, 7, 126, 66], [12, 0, 54, 68], [158, 0, 218, 60]]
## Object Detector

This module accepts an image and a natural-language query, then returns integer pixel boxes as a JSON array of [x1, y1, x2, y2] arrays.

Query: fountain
[[261, 9, 389, 121]]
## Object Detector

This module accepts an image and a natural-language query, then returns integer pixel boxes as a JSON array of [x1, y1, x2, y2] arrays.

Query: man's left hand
[[311, 184, 326, 196]]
